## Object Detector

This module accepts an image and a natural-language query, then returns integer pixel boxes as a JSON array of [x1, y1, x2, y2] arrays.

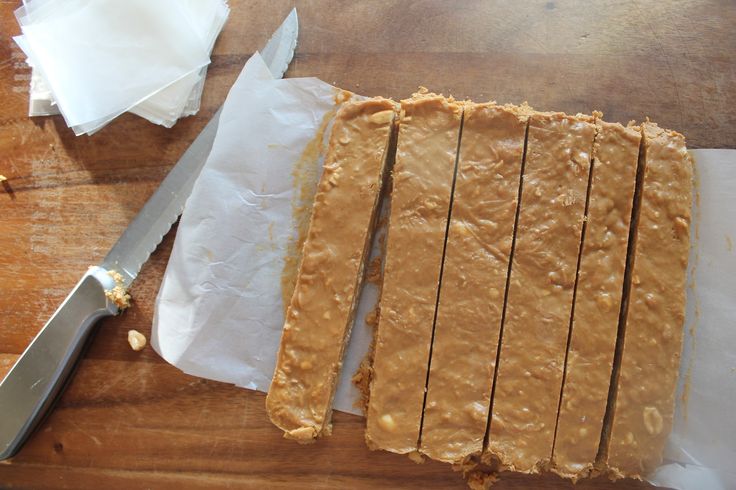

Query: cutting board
[[1, 1, 734, 488]]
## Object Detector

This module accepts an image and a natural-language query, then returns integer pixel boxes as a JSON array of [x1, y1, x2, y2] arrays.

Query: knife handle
[[0, 266, 119, 460]]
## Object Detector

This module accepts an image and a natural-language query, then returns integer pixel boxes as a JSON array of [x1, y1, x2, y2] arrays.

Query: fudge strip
[[603, 122, 692, 479], [266, 98, 397, 442], [365, 92, 463, 454], [552, 120, 641, 479], [486, 111, 595, 473], [420, 102, 529, 463]]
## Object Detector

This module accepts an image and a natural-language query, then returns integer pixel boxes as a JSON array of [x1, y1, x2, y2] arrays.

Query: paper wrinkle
[[152, 53, 734, 489], [15, 0, 228, 133], [153, 53, 374, 412]]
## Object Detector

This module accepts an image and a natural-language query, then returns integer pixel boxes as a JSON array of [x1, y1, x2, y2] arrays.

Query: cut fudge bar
[[365, 92, 463, 454], [486, 112, 595, 473], [420, 102, 529, 463], [552, 120, 641, 479], [604, 122, 692, 478], [266, 98, 397, 442]]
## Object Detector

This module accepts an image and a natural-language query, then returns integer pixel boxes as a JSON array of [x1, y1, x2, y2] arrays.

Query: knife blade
[[0, 8, 299, 461], [105, 7, 298, 287]]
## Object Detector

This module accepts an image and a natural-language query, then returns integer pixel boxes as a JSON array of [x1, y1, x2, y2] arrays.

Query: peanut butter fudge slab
[[420, 103, 529, 463], [604, 122, 692, 479], [551, 121, 641, 479], [365, 93, 463, 454], [266, 98, 397, 442], [486, 112, 595, 473]]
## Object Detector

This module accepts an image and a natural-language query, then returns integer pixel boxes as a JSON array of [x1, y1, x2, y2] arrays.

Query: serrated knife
[[0, 8, 299, 461]]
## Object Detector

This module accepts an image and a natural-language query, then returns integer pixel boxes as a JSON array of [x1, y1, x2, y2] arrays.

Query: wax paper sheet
[[649, 149, 736, 490], [152, 53, 735, 490], [19, 0, 228, 127], [14, 0, 217, 134], [152, 53, 375, 417]]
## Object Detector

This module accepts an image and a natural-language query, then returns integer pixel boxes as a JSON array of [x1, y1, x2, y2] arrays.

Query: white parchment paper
[[15, 0, 221, 133], [649, 149, 736, 490], [152, 53, 376, 416], [152, 53, 735, 490]]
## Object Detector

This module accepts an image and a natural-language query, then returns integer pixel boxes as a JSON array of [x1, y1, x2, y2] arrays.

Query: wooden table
[[1, 1, 733, 488]]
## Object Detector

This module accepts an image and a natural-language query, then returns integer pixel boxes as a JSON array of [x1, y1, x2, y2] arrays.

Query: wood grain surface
[[1, 1, 733, 488]]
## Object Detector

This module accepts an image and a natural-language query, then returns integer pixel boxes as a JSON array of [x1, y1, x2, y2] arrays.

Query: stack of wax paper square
[[13, 0, 229, 135]]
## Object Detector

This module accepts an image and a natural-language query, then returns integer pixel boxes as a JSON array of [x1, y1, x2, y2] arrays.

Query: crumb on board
[[352, 305, 381, 411], [364, 306, 380, 328], [283, 426, 319, 444], [453, 454, 499, 489], [127, 330, 147, 351], [365, 256, 383, 284], [351, 357, 373, 412], [465, 471, 498, 490], [407, 451, 426, 464], [0, 175, 7, 183], [105, 270, 131, 310]]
